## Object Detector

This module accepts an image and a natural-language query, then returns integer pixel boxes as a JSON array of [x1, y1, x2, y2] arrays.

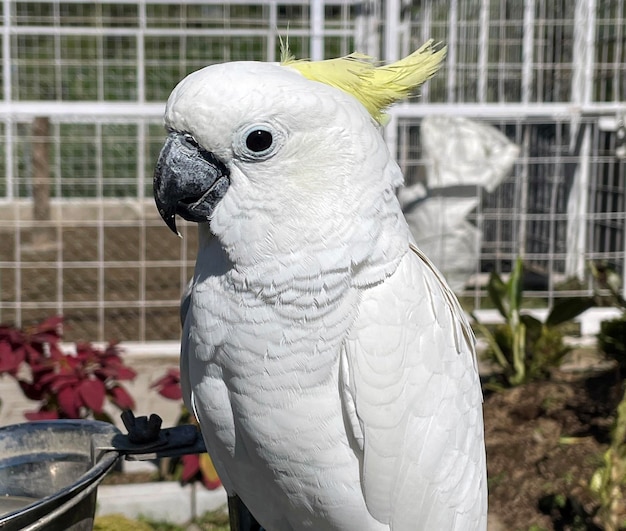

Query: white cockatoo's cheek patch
[[154, 131, 231, 235]]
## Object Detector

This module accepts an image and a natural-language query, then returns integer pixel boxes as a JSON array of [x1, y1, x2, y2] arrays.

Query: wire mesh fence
[[0, 0, 625, 341], [394, 115, 616, 307]]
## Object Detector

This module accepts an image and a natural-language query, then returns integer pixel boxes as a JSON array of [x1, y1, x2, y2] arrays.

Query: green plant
[[138, 510, 230, 531], [472, 257, 595, 386], [94, 514, 154, 531], [593, 263, 626, 370], [193, 510, 230, 530], [591, 262, 626, 310], [588, 263, 626, 529], [537, 493, 597, 531], [600, 318, 626, 365], [0, 316, 136, 421], [590, 385, 626, 531]]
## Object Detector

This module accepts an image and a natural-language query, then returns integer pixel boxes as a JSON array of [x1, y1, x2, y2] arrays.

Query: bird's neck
[[195, 194, 410, 308], [193, 224, 361, 381], [197, 222, 353, 311]]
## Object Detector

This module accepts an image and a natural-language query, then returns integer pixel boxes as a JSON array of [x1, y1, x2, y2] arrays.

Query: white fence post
[[566, 0, 597, 279], [310, 0, 324, 60]]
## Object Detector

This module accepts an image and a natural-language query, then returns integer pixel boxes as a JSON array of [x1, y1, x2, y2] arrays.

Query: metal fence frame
[[1, 0, 625, 341]]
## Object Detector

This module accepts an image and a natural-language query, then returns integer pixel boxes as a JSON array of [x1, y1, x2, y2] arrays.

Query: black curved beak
[[153, 132, 230, 235]]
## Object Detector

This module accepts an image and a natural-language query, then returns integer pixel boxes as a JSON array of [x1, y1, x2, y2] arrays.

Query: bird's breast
[[183, 267, 381, 529]]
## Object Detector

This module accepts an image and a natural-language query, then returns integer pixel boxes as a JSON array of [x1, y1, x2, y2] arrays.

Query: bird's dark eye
[[182, 133, 199, 149], [245, 129, 273, 153]]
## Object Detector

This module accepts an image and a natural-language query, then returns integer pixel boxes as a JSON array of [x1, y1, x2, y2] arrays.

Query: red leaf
[[104, 342, 122, 356], [29, 361, 50, 375], [32, 316, 64, 342], [0, 327, 23, 345], [158, 382, 182, 401], [94, 367, 111, 380], [0, 341, 24, 374], [179, 453, 221, 489], [180, 454, 200, 483], [151, 369, 182, 400], [19, 380, 45, 401], [96, 365, 136, 381], [24, 343, 45, 364], [25, 409, 59, 421], [47, 373, 80, 392], [47, 343, 65, 361], [57, 385, 80, 418], [201, 473, 222, 490], [78, 378, 106, 413], [38, 370, 63, 388], [36, 315, 64, 333], [114, 366, 137, 381], [74, 344, 94, 363], [152, 368, 180, 385], [109, 385, 135, 410]]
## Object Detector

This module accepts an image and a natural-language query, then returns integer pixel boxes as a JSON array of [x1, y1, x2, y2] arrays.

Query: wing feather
[[343, 245, 487, 530]]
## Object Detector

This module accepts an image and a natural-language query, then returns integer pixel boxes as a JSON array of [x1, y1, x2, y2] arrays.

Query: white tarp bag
[[401, 116, 519, 291]]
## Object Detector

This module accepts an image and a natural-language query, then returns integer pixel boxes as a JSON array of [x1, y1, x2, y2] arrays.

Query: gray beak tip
[[159, 207, 182, 237]]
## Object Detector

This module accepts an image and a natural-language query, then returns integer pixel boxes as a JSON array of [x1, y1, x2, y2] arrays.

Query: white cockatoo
[[153, 41, 487, 531]]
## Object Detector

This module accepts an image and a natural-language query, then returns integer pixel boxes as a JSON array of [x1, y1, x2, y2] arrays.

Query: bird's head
[[153, 42, 445, 270]]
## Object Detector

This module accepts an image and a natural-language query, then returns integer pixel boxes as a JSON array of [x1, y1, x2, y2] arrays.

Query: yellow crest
[[281, 40, 446, 124]]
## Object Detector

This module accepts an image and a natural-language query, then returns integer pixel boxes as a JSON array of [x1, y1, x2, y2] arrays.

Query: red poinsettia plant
[[0, 316, 137, 421], [151, 368, 221, 490]]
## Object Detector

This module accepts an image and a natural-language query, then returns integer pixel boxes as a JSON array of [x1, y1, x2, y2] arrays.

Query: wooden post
[[32, 116, 51, 222], [30, 116, 55, 250]]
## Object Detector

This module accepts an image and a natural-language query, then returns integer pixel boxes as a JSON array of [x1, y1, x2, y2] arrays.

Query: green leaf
[[487, 271, 509, 319], [93, 410, 114, 424], [545, 297, 595, 328], [510, 320, 526, 385], [520, 314, 543, 336], [508, 257, 524, 315]]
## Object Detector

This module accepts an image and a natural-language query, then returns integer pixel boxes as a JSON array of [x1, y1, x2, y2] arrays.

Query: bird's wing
[[342, 244, 487, 531]]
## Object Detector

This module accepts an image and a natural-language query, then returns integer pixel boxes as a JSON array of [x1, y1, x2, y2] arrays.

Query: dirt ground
[[484, 363, 622, 531]]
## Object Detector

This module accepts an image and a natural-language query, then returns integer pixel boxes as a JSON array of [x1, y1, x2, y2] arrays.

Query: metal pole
[[268, 0, 278, 62], [3, 0, 12, 201], [521, 0, 535, 104], [354, 0, 380, 57], [384, 0, 400, 62], [518, 126, 530, 258], [566, 0, 597, 279], [31, 116, 52, 235], [447, 0, 458, 103], [420, 0, 432, 102], [311, 0, 324, 60], [138, 0, 146, 105], [477, 0, 489, 103]]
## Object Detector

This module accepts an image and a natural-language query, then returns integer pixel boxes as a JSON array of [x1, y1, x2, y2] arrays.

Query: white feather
[[343, 246, 487, 529]]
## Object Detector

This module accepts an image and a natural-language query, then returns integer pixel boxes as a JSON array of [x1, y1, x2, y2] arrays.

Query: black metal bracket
[[95, 410, 207, 461]]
